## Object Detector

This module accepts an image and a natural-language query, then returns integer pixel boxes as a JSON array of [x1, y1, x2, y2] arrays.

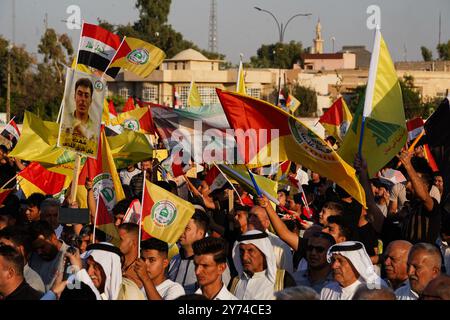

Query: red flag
[[140, 179, 153, 241], [18, 162, 66, 196], [122, 97, 136, 112], [108, 100, 118, 117]]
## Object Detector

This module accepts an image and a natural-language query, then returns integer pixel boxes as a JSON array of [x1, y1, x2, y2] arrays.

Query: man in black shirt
[[0, 245, 42, 300]]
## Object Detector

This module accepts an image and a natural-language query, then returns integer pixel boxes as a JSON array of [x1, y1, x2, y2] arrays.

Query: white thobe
[[234, 271, 275, 300], [320, 279, 364, 300]]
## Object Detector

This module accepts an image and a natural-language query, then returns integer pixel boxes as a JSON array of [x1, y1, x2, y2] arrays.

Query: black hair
[[112, 199, 133, 217], [192, 237, 227, 264], [75, 78, 93, 97], [118, 223, 139, 237], [0, 226, 33, 258], [234, 204, 251, 214], [0, 145, 8, 153], [278, 189, 290, 197], [155, 181, 172, 192], [310, 231, 336, 246], [25, 193, 46, 209], [293, 193, 303, 205], [0, 244, 24, 276], [326, 215, 353, 240], [192, 211, 209, 233], [29, 220, 55, 240], [141, 238, 169, 256], [322, 202, 343, 215]]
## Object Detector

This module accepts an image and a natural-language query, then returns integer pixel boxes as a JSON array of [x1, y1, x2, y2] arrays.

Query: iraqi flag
[[204, 165, 227, 192], [77, 23, 122, 72], [406, 117, 439, 172], [1, 118, 21, 149], [122, 199, 142, 224]]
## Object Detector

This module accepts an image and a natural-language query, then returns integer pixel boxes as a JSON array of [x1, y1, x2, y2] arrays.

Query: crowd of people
[[0, 135, 449, 301]]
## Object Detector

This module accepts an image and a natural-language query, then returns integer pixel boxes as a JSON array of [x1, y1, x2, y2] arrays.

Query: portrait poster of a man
[[58, 68, 106, 158]]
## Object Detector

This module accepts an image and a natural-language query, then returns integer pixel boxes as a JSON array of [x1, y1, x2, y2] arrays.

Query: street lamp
[[331, 36, 336, 53], [254, 6, 311, 106], [6, 44, 12, 123]]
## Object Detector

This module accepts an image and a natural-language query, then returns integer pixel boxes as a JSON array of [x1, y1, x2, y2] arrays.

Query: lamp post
[[6, 44, 12, 123], [254, 7, 311, 106]]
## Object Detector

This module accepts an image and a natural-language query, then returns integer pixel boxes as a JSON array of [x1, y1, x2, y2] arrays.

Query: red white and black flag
[[1, 118, 21, 149], [76, 23, 122, 72]]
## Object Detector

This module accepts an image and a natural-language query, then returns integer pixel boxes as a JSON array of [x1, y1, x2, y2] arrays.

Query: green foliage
[[292, 85, 317, 117], [420, 46, 433, 61], [108, 94, 126, 110], [98, 0, 228, 61], [437, 40, 450, 60], [345, 75, 437, 120], [249, 41, 303, 69]]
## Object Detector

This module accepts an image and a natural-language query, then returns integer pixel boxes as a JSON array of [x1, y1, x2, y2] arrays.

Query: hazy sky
[[0, 0, 448, 64]]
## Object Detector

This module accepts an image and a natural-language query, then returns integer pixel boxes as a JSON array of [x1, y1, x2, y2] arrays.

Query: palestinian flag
[[77, 23, 122, 72], [319, 97, 353, 142]]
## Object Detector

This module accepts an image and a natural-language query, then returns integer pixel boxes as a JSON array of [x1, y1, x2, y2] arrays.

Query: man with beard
[[28, 221, 69, 291], [321, 241, 387, 300]]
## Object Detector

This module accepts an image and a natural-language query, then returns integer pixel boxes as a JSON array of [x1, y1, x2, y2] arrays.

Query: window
[[142, 85, 158, 103], [179, 86, 190, 107], [246, 88, 261, 99], [119, 88, 129, 100], [198, 86, 220, 105]]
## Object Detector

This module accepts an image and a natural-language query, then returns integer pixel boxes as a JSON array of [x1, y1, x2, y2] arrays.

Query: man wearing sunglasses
[[293, 232, 335, 293]]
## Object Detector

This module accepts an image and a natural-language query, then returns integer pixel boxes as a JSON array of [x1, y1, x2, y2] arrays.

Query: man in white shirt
[[395, 242, 441, 300], [383, 240, 412, 290], [119, 165, 141, 186], [230, 230, 296, 300], [248, 206, 294, 274], [320, 241, 387, 300], [193, 237, 237, 300], [134, 238, 184, 300]]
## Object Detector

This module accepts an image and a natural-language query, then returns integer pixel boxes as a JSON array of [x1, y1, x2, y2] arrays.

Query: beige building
[[107, 49, 290, 107]]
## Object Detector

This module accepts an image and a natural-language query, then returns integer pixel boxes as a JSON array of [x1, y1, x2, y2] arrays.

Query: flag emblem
[[122, 119, 140, 131], [93, 173, 116, 212], [127, 48, 150, 65], [150, 200, 177, 227], [288, 117, 335, 162], [94, 80, 104, 91]]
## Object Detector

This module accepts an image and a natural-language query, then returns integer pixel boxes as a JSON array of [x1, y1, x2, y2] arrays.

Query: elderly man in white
[[230, 230, 296, 300], [321, 241, 387, 300]]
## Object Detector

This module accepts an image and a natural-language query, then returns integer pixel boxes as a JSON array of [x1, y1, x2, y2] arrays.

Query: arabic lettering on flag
[[77, 23, 122, 72]]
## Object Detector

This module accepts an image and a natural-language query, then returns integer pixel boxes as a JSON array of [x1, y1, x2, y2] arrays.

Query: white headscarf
[[327, 241, 386, 289], [232, 230, 277, 283], [83, 242, 123, 300]]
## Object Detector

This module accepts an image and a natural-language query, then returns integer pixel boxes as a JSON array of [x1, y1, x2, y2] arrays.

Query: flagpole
[[69, 154, 82, 205], [358, 25, 381, 157], [92, 196, 100, 244], [101, 36, 127, 81], [0, 174, 19, 190], [213, 162, 244, 205], [138, 168, 147, 259], [74, 20, 85, 70], [56, 102, 63, 123]]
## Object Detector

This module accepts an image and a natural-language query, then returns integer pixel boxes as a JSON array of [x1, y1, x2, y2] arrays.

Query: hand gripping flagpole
[[358, 25, 381, 157]]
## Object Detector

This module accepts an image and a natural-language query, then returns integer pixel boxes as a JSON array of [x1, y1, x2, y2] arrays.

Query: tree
[[249, 41, 303, 69], [98, 0, 228, 61], [437, 40, 450, 60], [421, 46, 433, 61], [291, 85, 317, 117]]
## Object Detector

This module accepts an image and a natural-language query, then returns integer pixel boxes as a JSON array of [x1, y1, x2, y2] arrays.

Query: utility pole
[[6, 0, 15, 122], [438, 11, 442, 45], [208, 0, 218, 53]]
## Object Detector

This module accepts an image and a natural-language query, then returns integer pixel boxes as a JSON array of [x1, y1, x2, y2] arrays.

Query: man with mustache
[[65, 243, 145, 300], [229, 229, 296, 300], [321, 241, 387, 300], [395, 242, 441, 300], [383, 240, 412, 291]]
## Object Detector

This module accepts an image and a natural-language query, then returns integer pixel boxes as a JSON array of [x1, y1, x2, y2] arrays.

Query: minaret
[[313, 18, 324, 54]]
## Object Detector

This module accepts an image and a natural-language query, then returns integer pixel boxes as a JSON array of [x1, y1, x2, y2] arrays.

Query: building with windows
[[107, 48, 288, 108]]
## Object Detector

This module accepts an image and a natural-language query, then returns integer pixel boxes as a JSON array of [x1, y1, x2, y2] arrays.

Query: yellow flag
[[287, 94, 301, 113], [110, 107, 153, 134], [236, 60, 247, 94], [187, 80, 203, 107], [142, 179, 195, 244], [338, 29, 407, 177], [106, 37, 166, 79]]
